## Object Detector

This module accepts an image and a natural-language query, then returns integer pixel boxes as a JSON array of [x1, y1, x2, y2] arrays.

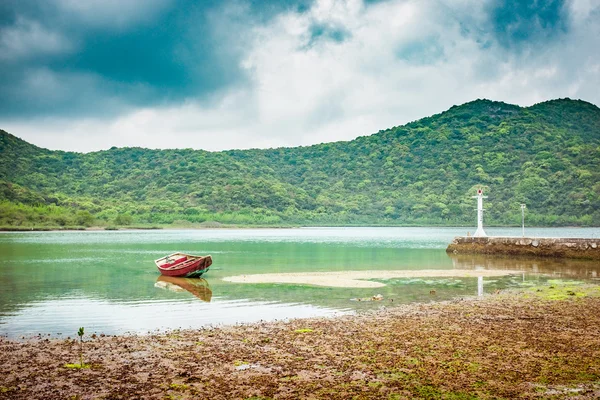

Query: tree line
[[1, 98, 599, 228]]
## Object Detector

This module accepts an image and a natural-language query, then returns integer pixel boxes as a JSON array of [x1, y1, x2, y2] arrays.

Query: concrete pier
[[447, 236, 600, 260]]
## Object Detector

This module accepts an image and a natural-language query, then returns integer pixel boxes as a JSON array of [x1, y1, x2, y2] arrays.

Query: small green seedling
[[78, 327, 84, 366], [65, 327, 89, 369]]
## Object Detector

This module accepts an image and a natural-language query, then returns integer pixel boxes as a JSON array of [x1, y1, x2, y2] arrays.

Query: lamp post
[[520, 204, 526, 237], [472, 189, 487, 237]]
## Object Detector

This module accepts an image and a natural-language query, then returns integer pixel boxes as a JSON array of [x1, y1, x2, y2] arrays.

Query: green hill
[[1, 98, 599, 228]]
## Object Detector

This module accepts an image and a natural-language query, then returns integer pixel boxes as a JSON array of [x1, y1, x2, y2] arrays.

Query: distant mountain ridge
[[1, 98, 599, 227]]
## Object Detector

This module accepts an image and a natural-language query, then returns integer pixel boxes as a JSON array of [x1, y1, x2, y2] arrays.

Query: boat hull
[[155, 254, 212, 278]]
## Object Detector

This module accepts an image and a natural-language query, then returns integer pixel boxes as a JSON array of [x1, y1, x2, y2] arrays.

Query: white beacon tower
[[472, 189, 487, 237]]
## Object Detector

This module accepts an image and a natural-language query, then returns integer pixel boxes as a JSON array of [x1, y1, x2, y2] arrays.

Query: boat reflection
[[449, 253, 600, 279], [154, 276, 213, 302]]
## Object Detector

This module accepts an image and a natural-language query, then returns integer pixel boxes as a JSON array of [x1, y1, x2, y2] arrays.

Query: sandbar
[[222, 269, 522, 288]]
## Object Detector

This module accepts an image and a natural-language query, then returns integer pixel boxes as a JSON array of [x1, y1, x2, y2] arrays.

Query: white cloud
[[4, 0, 600, 152], [4, 90, 259, 152], [569, 0, 600, 20], [0, 18, 72, 61]]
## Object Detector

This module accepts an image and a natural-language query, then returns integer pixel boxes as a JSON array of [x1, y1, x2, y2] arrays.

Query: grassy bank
[[0, 225, 163, 231], [1, 283, 599, 399]]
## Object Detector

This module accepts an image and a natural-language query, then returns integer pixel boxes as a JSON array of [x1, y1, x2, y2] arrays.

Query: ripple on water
[[0, 296, 350, 339], [1, 227, 598, 338]]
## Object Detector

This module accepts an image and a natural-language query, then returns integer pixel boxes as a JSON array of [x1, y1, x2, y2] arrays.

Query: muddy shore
[[1, 284, 599, 399]]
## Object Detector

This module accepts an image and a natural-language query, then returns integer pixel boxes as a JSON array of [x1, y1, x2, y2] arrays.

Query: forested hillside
[[1, 98, 599, 228]]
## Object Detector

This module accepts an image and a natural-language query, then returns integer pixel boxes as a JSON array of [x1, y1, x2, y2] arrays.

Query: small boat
[[155, 253, 212, 278]]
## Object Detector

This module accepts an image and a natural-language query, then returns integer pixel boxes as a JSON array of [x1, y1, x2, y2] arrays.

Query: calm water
[[1, 227, 599, 338]]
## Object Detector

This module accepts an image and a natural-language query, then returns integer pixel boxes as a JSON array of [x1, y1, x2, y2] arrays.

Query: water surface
[[1, 227, 598, 338]]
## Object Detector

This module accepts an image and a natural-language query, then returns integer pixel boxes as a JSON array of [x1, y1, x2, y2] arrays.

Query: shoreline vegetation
[[1, 223, 599, 232], [1, 283, 599, 399], [2, 99, 600, 230]]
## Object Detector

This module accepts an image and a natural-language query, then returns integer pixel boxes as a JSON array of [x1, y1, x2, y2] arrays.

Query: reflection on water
[[155, 276, 213, 302], [1, 228, 599, 338], [0, 297, 346, 338], [450, 254, 600, 298], [449, 253, 600, 279]]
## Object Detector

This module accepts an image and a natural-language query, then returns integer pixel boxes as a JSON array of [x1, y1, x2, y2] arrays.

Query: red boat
[[155, 253, 212, 278]]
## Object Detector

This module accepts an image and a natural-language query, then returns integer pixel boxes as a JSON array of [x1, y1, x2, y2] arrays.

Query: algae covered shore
[[1, 284, 599, 399]]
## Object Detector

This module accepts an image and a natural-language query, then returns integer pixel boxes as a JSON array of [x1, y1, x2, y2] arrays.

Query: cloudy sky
[[0, 0, 599, 152]]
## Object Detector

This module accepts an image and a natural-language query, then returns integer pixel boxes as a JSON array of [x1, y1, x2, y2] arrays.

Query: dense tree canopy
[[1, 98, 599, 228]]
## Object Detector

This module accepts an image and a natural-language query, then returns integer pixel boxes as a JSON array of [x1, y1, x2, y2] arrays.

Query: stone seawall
[[446, 236, 600, 260]]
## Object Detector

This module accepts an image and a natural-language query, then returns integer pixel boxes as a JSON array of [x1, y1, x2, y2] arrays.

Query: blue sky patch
[[488, 0, 569, 48]]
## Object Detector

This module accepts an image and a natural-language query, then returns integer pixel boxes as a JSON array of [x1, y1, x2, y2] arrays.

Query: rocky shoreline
[[1, 284, 599, 399], [447, 236, 600, 260]]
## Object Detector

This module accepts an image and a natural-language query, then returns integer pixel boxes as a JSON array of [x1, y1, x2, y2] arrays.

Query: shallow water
[[0, 227, 599, 338]]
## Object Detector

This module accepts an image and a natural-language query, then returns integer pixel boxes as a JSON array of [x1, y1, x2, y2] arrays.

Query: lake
[[1, 227, 599, 338]]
